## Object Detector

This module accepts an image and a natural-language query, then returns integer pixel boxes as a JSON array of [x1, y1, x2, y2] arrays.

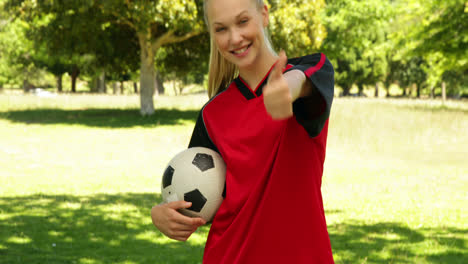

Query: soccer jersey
[[189, 53, 335, 263]]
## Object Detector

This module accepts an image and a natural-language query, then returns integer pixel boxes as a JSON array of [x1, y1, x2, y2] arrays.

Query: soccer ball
[[161, 147, 226, 222]]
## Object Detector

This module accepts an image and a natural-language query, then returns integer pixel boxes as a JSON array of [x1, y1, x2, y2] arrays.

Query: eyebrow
[[213, 10, 249, 25]]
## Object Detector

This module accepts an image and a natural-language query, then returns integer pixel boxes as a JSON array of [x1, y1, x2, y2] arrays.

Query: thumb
[[167, 200, 192, 210], [270, 50, 288, 80]]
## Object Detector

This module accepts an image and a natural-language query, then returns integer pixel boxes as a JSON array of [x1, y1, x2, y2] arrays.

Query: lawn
[[0, 93, 466, 263]]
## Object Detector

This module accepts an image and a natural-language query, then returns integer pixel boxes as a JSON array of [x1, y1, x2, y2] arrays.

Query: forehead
[[206, 0, 257, 24]]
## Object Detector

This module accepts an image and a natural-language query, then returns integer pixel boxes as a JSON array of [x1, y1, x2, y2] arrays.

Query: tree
[[417, 0, 467, 98], [86, 22, 140, 94], [321, 0, 394, 95], [96, 0, 205, 115], [414, 0, 468, 72], [156, 32, 210, 94], [267, 0, 327, 57], [0, 9, 40, 90], [391, 0, 467, 97], [4, 0, 108, 92], [385, 56, 427, 97], [5, 0, 205, 113]]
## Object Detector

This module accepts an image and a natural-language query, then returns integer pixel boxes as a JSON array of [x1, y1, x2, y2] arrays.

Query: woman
[[151, 0, 335, 263]]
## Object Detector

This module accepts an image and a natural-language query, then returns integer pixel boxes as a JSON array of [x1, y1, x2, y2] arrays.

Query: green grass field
[[0, 93, 466, 263]]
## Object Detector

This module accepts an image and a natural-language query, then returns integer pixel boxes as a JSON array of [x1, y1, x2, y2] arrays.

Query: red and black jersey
[[189, 53, 335, 264]]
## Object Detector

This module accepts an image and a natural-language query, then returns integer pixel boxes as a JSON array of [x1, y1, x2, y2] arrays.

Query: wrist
[[284, 70, 307, 101]]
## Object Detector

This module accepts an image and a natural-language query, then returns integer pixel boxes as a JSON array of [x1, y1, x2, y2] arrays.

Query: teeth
[[233, 46, 248, 54]]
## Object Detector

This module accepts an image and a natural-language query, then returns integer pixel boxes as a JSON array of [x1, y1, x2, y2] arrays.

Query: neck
[[238, 48, 277, 89]]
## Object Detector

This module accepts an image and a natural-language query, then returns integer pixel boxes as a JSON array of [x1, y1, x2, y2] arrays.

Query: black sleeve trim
[[286, 53, 335, 138], [188, 109, 219, 152]]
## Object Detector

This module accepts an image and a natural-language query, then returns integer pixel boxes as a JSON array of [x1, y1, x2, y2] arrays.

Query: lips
[[231, 43, 252, 56]]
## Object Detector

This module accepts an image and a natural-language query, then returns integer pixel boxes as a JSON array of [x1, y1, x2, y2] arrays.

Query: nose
[[230, 28, 243, 46]]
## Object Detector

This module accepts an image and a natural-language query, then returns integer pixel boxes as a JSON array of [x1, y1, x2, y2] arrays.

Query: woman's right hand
[[151, 201, 206, 241]]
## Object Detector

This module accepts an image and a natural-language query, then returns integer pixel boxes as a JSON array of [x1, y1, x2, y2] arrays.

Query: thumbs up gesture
[[263, 51, 293, 120]]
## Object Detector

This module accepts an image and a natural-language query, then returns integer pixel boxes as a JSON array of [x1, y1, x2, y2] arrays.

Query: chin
[[235, 59, 256, 70], [229, 54, 257, 69]]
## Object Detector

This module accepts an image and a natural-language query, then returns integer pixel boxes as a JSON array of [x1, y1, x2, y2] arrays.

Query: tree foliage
[[390, 0, 467, 96], [268, 0, 326, 57], [156, 32, 210, 86], [321, 0, 394, 95], [1, 0, 467, 99], [0, 9, 41, 89], [413, 0, 468, 72]]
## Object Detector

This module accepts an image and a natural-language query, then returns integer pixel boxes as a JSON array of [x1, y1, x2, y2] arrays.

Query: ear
[[262, 4, 269, 28]]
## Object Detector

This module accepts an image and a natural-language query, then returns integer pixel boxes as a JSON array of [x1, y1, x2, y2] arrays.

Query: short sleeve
[[285, 53, 334, 137], [188, 109, 219, 152]]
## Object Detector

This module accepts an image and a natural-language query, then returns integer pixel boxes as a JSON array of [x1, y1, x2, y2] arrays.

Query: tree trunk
[[411, 83, 416, 98], [70, 67, 80, 93], [90, 76, 98, 93], [431, 86, 435, 98], [113, 82, 118, 94], [23, 79, 28, 92], [442, 81, 446, 102], [173, 80, 178, 95], [98, 72, 106, 94], [138, 32, 156, 115], [342, 86, 351, 96], [416, 84, 421, 98], [133, 82, 138, 94], [358, 84, 364, 96], [23, 79, 33, 93], [56, 74, 63, 93], [71, 76, 77, 93], [374, 83, 379, 98], [155, 70, 165, 95], [120, 81, 124, 94], [137, 28, 200, 114]]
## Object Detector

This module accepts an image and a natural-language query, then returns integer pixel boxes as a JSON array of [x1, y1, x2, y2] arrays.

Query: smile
[[231, 43, 252, 56]]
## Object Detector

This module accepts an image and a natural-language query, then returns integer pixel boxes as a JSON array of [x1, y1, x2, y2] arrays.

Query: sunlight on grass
[[79, 258, 99, 264], [7, 235, 32, 244], [135, 231, 159, 243], [58, 202, 82, 210]]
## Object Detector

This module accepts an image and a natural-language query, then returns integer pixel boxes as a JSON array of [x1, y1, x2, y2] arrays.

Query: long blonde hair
[[204, 0, 274, 98]]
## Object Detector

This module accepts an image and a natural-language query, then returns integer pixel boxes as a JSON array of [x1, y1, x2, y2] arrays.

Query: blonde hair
[[204, 0, 274, 98]]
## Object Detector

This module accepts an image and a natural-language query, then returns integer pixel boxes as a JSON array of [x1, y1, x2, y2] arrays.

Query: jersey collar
[[234, 63, 293, 100]]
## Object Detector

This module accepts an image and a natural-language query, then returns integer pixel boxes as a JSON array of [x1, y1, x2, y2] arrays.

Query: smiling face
[[206, 0, 271, 70]]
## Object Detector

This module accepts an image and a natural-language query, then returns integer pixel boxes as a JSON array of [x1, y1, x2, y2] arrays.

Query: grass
[[0, 93, 467, 263]]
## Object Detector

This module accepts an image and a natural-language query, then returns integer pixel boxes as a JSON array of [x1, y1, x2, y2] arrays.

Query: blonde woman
[[151, 0, 335, 263]]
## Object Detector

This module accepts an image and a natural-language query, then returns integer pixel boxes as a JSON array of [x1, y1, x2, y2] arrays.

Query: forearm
[[283, 69, 314, 101]]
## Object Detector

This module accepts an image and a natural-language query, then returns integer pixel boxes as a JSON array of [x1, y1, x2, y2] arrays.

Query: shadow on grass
[[0, 108, 199, 128], [0, 193, 466, 264], [329, 222, 467, 264], [0, 193, 207, 264]]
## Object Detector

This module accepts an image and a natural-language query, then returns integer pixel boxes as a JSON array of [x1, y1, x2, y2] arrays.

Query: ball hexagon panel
[[192, 153, 215, 172], [184, 189, 207, 212]]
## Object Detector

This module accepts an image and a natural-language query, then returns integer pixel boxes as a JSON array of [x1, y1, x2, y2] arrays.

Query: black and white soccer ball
[[161, 147, 226, 222]]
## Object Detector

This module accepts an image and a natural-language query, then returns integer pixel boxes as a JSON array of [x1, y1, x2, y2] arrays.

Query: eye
[[240, 18, 249, 24], [215, 27, 226, 33]]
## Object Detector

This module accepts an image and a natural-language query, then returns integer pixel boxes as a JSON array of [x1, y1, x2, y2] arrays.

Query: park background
[[0, 0, 467, 263]]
